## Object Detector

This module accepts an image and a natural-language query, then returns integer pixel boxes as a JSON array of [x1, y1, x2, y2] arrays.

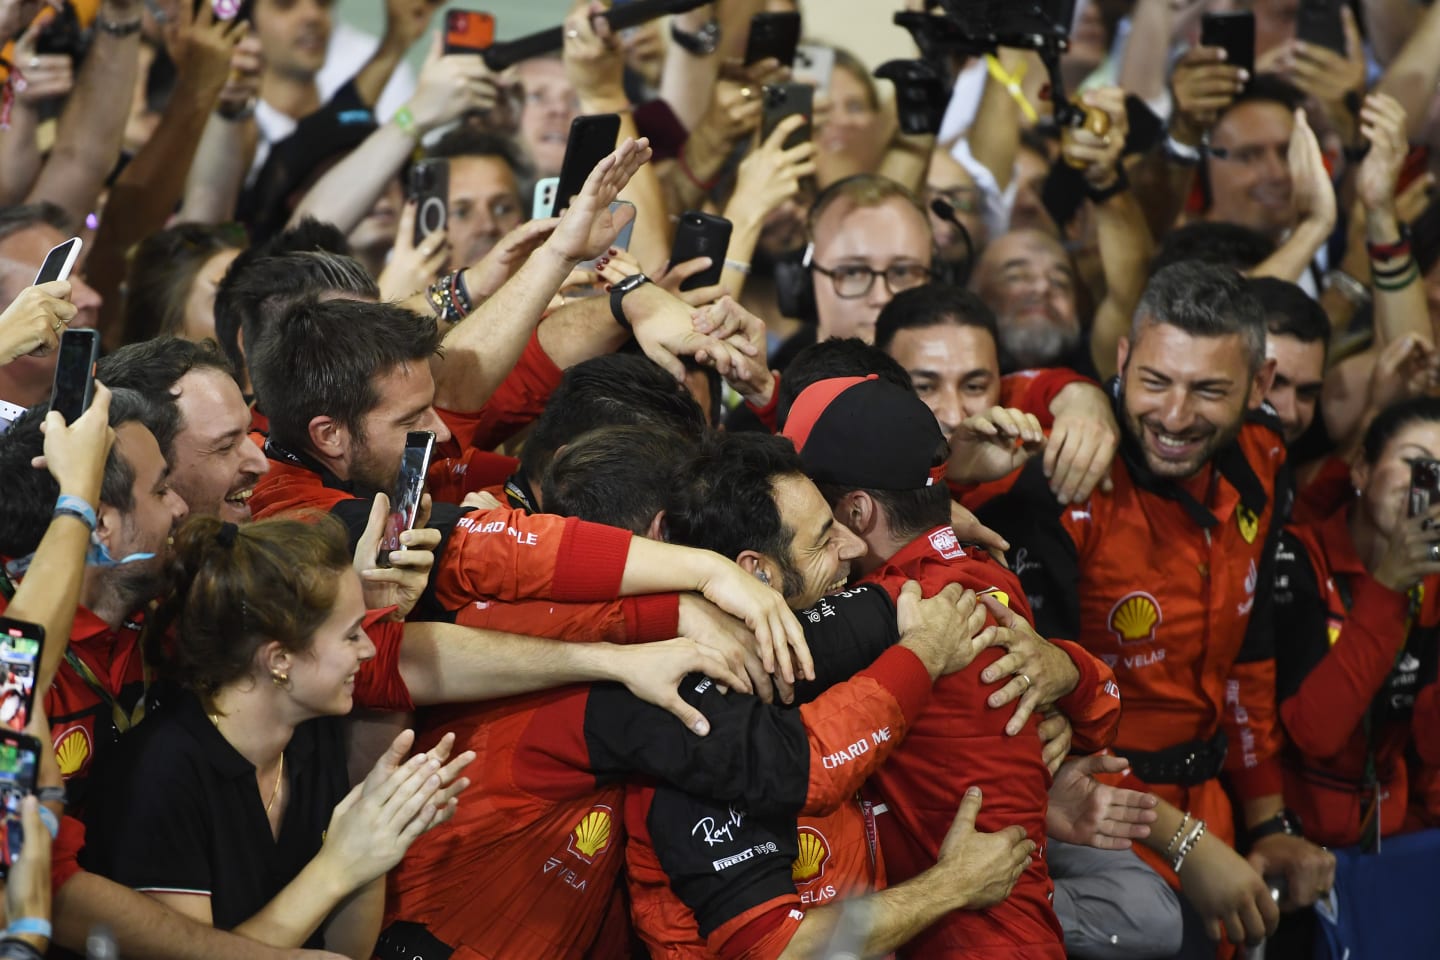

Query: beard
[[997, 317, 1081, 371]]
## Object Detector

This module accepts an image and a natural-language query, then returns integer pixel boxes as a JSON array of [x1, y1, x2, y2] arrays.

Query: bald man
[[970, 229, 1086, 374]]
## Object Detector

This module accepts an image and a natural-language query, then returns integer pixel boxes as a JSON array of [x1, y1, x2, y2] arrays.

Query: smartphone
[[553, 114, 621, 216], [0, 731, 39, 878], [743, 11, 800, 67], [670, 212, 732, 291], [761, 83, 814, 151], [580, 200, 635, 272], [793, 43, 836, 94], [49, 328, 100, 425], [409, 160, 449, 248], [1410, 458, 1440, 521], [33, 237, 82, 285], [533, 177, 559, 221], [444, 8, 495, 55], [0, 621, 41, 736], [1295, 0, 1345, 54], [1201, 11, 1255, 76], [379, 431, 436, 567]]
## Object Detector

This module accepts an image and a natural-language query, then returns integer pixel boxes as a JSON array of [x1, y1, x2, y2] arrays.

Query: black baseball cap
[[782, 375, 946, 491]]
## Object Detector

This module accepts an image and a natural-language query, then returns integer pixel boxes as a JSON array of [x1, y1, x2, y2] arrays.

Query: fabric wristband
[[393, 105, 418, 139], [4, 920, 50, 940], [35, 805, 58, 840], [53, 495, 96, 532]]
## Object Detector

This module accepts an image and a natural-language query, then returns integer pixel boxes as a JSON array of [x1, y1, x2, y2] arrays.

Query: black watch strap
[[670, 18, 720, 56], [1084, 165, 1130, 205], [1250, 808, 1303, 842], [609, 274, 650, 331]]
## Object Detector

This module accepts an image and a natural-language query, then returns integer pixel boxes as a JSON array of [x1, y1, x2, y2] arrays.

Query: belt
[[374, 921, 454, 960], [1125, 729, 1228, 786]]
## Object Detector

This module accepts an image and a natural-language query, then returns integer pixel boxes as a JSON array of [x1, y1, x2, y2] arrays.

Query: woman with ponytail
[[82, 514, 473, 959]]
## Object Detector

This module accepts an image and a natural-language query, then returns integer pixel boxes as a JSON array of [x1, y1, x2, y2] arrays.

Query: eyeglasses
[[812, 262, 932, 299], [927, 186, 980, 215]]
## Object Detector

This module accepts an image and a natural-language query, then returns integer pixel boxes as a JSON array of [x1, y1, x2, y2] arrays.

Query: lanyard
[[63, 646, 147, 734]]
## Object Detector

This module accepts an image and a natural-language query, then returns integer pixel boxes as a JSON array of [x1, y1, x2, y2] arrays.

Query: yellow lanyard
[[64, 648, 146, 733]]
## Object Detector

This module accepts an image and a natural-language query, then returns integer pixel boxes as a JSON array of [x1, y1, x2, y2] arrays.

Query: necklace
[[210, 712, 284, 815]]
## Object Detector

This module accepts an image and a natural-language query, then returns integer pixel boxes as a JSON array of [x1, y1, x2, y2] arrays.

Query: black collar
[[1109, 377, 1268, 529], [504, 470, 538, 513], [264, 439, 355, 495]]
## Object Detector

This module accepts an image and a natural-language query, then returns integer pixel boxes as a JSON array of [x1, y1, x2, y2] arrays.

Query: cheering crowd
[[1, 0, 1440, 956]]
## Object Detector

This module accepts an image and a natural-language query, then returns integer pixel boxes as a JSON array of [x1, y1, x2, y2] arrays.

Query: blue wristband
[[53, 495, 96, 532], [4, 919, 50, 941], [34, 805, 57, 841]]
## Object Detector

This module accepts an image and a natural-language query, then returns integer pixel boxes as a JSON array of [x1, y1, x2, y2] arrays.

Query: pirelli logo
[[713, 842, 778, 873]]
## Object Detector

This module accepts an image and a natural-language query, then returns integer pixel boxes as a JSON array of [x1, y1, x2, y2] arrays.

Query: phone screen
[[554, 115, 621, 216], [34, 238, 82, 285], [49, 329, 99, 425], [0, 621, 41, 735], [379, 431, 436, 566], [0, 734, 38, 876], [445, 9, 495, 55]]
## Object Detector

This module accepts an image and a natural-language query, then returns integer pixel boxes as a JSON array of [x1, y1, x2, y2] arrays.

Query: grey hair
[[1131, 261, 1265, 374]]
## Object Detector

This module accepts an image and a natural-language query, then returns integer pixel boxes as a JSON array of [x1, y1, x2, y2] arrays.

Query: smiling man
[[1201, 77, 1304, 243], [971, 229, 1085, 374], [982, 261, 1337, 952], [97, 339, 270, 523]]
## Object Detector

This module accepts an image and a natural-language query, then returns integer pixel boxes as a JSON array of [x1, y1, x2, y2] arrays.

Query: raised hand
[[947, 406, 1045, 485], [1288, 108, 1337, 232], [380, 201, 449, 302], [1355, 93, 1411, 216], [1044, 381, 1120, 504], [546, 137, 653, 262], [36, 380, 114, 504], [406, 36, 500, 135], [1169, 44, 1247, 146], [0, 281, 76, 362], [11, 15, 74, 104]]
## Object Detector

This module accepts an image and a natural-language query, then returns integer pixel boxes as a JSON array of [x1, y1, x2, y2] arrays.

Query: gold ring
[[1018, 673, 1032, 690], [740, 86, 755, 100]]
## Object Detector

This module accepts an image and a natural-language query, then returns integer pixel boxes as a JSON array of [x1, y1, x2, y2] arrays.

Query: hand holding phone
[[409, 160, 450, 248], [34, 238, 82, 286], [445, 8, 495, 54], [760, 83, 813, 152], [49, 328, 100, 425], [670, 212, 732, 291], [0, 622, 41, 736], [379, 431, 437, 566], [0, 731, 39, 878], [1200, 11, 1255, 77]]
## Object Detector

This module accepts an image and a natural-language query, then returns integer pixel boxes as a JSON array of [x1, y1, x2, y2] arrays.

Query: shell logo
[[54, 725, 91, 778], [1107, 592, 1161, 645], [567, 805, 614, 864], [791, 826, 831, 883]]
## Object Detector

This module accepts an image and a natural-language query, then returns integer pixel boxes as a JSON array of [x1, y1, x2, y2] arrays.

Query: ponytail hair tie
[[216, 522, 240, 548]]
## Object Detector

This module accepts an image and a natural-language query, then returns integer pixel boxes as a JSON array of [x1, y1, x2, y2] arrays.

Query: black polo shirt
[[82, 689, 348, 947]]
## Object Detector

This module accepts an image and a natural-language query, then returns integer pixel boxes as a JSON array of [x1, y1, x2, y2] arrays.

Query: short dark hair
[[0, 203, 72, 246], [1133, 262, 1266, 374], [121, 223, 245, 343], [813, 439, 951, 544], [541, 425, 696, 534], [874, 283, 998, 354], [213, 219, 368, 378], [520, 354, 706, 480], [97, 338, 236, 461], [0, 388, 172, 558], [426, 128, 529, 176], [1224, 73, 1306, 117], [776, 338, 912, 430], [1248, 276, 1329, 348], [248, 299, 441, 451], [663, 432, 809, 598], [1150, 222, 1277, 275], [1361, 397, 1440, 465]]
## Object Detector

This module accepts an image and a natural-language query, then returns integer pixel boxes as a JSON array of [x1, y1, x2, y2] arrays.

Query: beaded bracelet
[[1171, 819, 1208, 874], [447, 269, 474, 317], [1164, 812, 1192, 860]]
